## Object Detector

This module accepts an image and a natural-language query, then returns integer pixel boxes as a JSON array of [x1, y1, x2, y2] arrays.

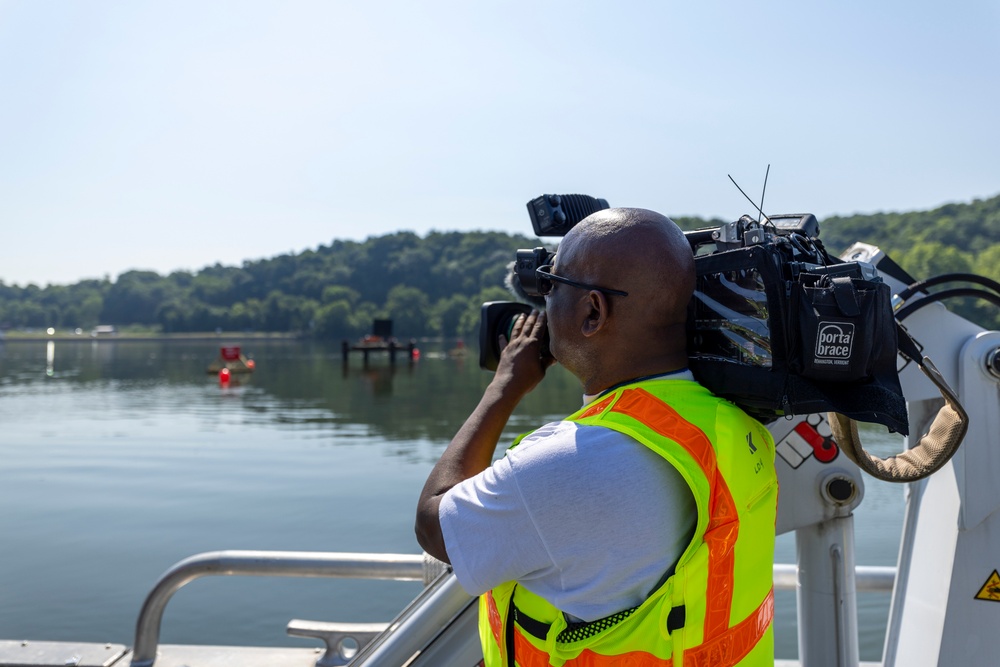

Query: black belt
[[512, 601, 552, 640], [509, 600, 686, 642]]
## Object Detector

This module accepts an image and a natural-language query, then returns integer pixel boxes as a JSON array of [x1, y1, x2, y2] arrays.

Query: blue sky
[[1, 1, 998, 286]]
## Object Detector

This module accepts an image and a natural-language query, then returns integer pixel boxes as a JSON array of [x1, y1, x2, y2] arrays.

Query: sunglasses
[[535, 265, 629, 297]]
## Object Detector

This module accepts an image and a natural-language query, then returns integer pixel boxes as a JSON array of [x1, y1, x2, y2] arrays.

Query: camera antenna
[[758, 164, 770, 224], [728, 167, 772, 224]]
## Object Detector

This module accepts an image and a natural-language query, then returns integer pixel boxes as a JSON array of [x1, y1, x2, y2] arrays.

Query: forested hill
[[819, 193, 1000, 278], [816, 194, 1000, 330], [0, 230, 543, 339], [1, 193, 998, 337]]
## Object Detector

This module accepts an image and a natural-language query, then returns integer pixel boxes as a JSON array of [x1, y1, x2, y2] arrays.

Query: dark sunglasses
[[535, 265, 629, 297]]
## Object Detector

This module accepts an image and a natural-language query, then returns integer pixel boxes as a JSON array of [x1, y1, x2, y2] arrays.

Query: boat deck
[[0, 641, 323, 667], [0, 641, 885, 667]]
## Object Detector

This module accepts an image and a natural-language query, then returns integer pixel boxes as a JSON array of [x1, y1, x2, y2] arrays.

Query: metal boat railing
[[129, 550, 897, 667], [773, 563, 896, 592], [347, 571, 478, 666], [129, 550, 432, 667]]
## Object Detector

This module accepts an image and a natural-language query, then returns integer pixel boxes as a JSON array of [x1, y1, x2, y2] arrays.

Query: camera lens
[[479, 302, 552, 371]]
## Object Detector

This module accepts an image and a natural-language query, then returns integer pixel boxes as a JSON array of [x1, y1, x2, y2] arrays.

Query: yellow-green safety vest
[[478, 378, 778, 667]]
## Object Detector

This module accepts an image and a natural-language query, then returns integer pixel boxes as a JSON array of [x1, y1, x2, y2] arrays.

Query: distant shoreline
[[0, 331, 303, 343]]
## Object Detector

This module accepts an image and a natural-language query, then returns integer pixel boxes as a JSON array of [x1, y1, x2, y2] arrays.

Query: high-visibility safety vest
[[478, 378, 779, 667]]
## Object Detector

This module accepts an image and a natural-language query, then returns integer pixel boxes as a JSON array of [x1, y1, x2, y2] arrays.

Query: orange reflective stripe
[[609, 388, 739, 639], [486, 591, 503, 648], [512, 631, 556, 667], [577, 394, 615, 420], [682, 589, 774, 667], [508, 590, 773, 667], [514, 629, 670, 667]]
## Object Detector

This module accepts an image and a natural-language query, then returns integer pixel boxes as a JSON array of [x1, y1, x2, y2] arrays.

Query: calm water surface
[[0, 339, 905, 661]]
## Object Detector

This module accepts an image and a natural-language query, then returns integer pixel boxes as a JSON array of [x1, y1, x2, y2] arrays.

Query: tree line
[[1, 193, 998, 338], [0, 231, 540, 339], [819, 194, 1000, 329]]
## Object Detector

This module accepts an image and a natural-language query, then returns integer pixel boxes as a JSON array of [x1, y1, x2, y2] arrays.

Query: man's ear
[[580, 291, 609, 338]]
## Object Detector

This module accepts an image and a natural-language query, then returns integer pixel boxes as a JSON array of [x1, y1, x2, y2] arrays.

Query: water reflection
[[0, 339, 585, 446], [353, 363, 412, 396]]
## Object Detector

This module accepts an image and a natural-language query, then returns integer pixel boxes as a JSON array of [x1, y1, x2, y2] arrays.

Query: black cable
[[896, 272, 1000, 302], [895, 287, 1000, 321]]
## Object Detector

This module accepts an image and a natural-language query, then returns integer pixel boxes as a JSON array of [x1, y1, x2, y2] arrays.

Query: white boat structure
[[2, 242, 999, 667]]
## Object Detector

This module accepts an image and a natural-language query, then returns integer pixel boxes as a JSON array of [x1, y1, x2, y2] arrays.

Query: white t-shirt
[[439, 401, 697, 622]]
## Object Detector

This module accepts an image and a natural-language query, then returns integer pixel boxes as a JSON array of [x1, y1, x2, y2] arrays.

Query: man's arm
[[415, 310, 552, 562]]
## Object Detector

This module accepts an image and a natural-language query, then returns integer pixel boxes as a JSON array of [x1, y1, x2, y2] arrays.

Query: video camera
[[479, 193, 822, 373], [478, 195, 610, 368], [479, 193, 908, 432]]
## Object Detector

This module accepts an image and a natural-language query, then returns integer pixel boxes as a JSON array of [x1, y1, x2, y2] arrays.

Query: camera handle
[[828, 351, 968, 483]]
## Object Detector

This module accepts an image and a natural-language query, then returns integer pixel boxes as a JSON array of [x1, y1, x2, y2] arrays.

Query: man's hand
[[415, 310, 553, 562], [494, 310, 554, 400]]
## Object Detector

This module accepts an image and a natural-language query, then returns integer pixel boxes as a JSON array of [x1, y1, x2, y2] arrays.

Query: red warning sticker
[[776, 414, 840, 468]]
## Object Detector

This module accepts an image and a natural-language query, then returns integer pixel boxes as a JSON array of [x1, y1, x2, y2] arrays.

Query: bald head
[[559, 207, 695, 326], [547, 208, 695, 392]]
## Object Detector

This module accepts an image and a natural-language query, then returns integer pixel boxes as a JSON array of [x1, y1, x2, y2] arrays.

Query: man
[[416, 208, 778, 666]]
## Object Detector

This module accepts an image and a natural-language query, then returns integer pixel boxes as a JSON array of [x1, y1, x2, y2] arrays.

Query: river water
[[0, 338, 905, 661]]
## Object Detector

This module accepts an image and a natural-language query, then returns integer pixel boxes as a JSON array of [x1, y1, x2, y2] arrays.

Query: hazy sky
[[1, 1, 998, 286]]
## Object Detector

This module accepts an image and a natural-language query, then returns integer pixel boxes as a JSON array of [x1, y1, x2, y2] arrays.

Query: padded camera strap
[[829, 324, 968, 483]]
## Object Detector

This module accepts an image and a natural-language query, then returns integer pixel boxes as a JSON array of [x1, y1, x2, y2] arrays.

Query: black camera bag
[[686, 235, 908, 433]]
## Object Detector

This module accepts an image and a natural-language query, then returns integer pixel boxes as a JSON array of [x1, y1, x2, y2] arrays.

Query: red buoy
[[219, 368, 231, 384]]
